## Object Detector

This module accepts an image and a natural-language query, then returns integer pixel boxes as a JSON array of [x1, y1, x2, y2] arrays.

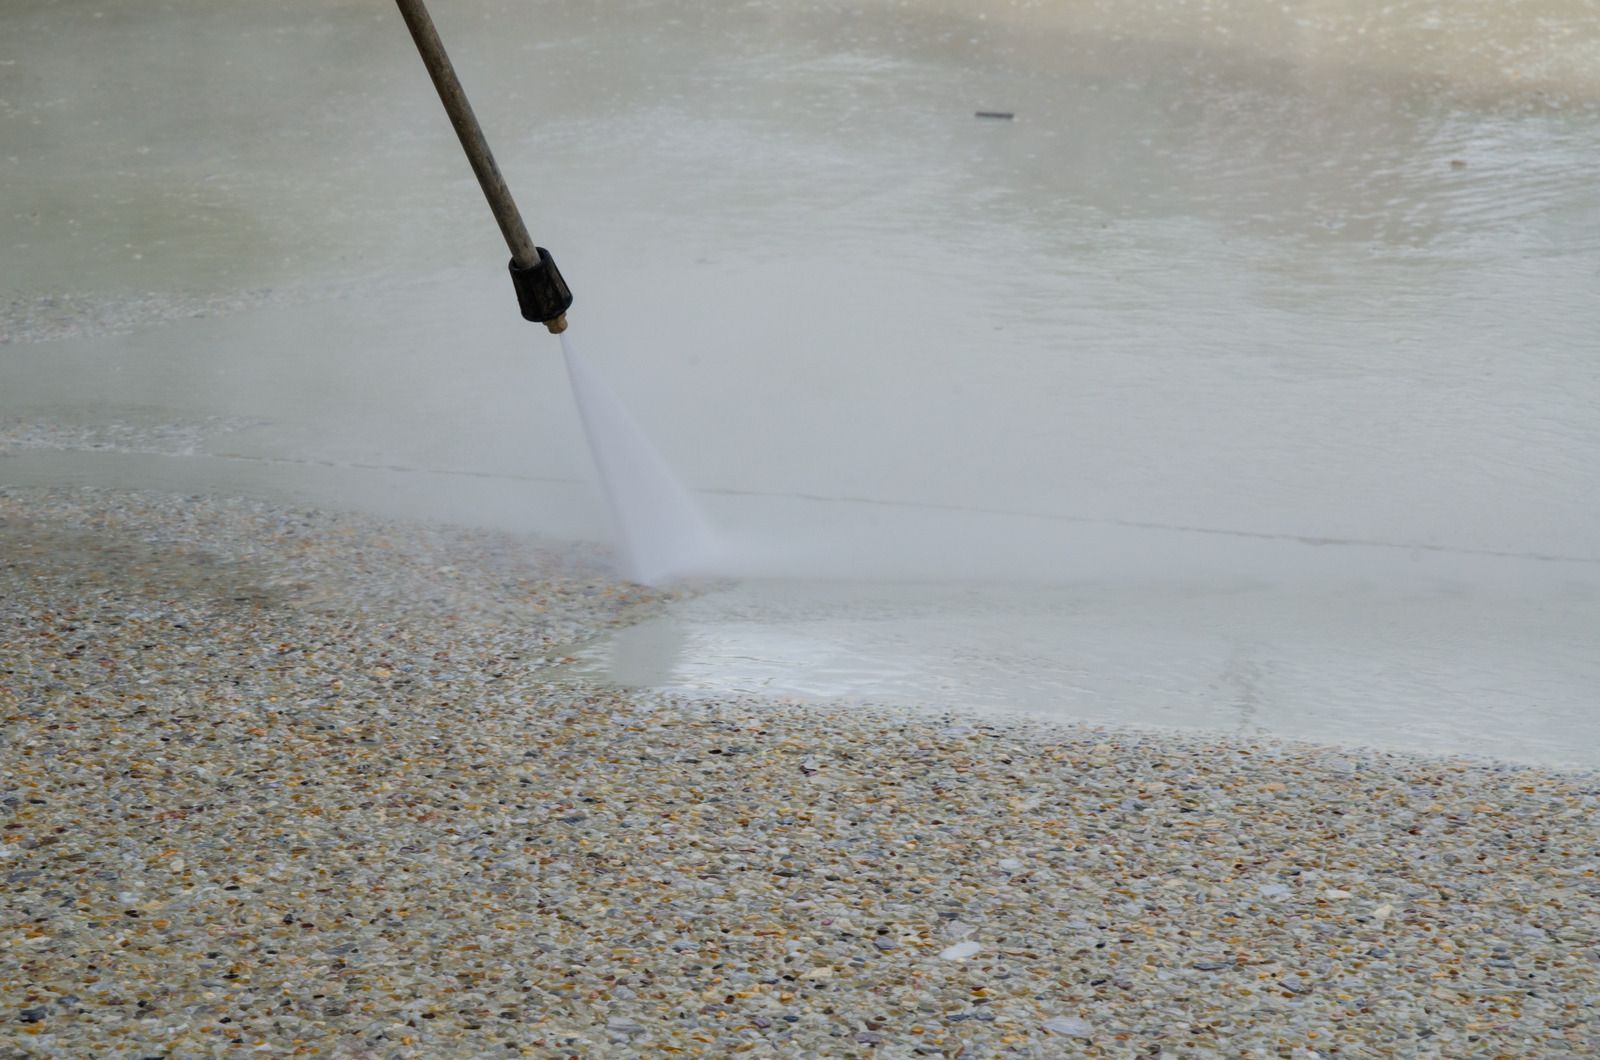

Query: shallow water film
[[3, 0, 1597, 760]]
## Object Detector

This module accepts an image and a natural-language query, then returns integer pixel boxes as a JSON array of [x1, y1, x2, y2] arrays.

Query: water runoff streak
[[560, 334, 717, 584]]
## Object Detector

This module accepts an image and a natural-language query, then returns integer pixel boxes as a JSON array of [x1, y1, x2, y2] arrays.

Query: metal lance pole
[[393, 0, 572, 333]]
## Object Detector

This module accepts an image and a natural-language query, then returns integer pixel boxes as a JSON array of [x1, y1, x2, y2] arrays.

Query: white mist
[[560, 332, 717, 584]]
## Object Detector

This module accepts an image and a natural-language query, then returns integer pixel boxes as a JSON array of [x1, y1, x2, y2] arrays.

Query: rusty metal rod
[[394, 0, 573, 333], [393, 0, 537, 267]]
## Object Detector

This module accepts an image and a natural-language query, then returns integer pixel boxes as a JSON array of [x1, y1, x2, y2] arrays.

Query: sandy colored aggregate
[[3, 488, 1599, 1058]]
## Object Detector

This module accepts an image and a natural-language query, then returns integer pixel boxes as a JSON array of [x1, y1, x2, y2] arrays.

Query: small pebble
[[1042, 1016, 1093, 1037]]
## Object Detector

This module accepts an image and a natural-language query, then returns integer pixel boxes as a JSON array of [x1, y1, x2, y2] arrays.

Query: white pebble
[[1042, 1016, 1093, 1037]]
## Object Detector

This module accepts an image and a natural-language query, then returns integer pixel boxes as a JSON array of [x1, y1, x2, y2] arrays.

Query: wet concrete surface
[[4, 0, 1597, 758], [561, 576, 1600, 768]]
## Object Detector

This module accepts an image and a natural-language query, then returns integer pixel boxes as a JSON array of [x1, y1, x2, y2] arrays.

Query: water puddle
[[563, 576, 1600, 769]]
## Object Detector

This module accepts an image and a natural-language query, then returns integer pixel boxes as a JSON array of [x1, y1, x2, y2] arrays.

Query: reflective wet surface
[[562, 576, 1600, 767], [4, 0, 1598, 760]]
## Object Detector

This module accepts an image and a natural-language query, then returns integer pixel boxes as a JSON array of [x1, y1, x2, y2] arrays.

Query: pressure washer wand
[[393, 0, 572, 333]]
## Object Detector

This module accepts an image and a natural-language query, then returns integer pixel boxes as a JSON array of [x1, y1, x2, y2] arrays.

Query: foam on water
[[560, 333, 718, 584]]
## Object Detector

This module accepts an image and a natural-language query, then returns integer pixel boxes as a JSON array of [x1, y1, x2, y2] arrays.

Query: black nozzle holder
[[509, 247, 573, 331]]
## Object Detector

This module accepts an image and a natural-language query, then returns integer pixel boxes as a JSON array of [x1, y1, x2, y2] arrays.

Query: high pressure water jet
[[392, 0, 715, 583]]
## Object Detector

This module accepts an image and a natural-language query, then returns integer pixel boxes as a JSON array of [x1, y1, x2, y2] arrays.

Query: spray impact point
[[510, 246, 573, 333]]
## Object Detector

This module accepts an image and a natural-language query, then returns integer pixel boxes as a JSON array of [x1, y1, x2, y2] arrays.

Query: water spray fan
[[392, 0, 572, 333]]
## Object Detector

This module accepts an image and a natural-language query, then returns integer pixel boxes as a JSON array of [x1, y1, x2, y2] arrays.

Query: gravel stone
[[3, 486, 1598, 1057]]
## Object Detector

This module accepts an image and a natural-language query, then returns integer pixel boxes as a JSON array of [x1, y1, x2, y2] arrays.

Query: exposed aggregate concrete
[[3, 489, 1598, 1058]]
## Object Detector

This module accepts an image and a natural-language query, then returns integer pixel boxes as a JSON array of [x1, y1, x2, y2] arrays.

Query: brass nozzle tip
[[545, 314, 568, 335]]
